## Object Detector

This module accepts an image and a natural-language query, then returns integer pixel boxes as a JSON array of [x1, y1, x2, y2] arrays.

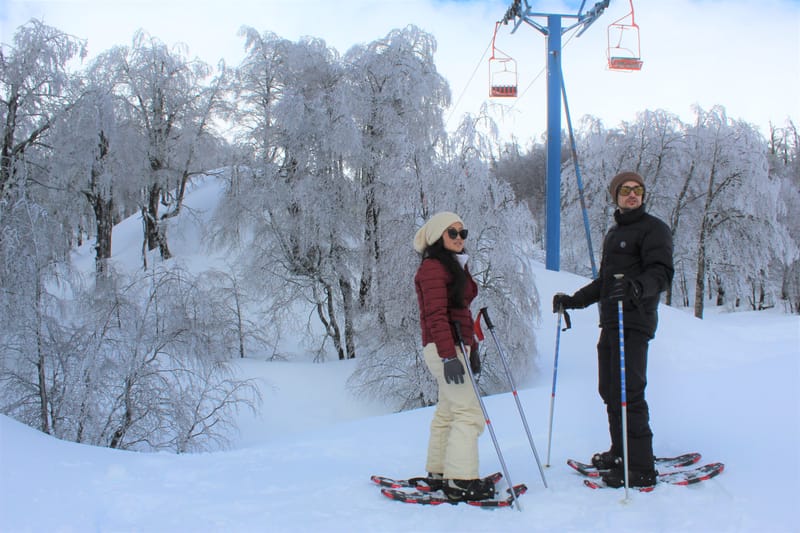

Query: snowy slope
[[1, 174, 797, 532]]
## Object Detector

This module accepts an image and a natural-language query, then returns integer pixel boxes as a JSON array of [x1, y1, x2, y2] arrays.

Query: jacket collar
[[614, 204, 646, 225]]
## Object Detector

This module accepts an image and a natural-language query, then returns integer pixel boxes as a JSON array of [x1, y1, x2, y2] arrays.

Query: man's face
[[616, 180, 644, 210]]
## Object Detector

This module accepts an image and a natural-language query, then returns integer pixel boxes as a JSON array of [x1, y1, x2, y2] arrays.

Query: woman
[[413, 211, 494, 502]]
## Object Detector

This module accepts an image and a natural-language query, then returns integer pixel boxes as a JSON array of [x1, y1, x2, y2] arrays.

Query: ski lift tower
[[500, 0, 609, 271]]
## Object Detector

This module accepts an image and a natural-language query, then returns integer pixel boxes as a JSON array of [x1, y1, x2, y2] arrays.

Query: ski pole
[[452, 321, 521, 511], [478, 308, 548, 489], [545, 307, 563, 468], [545, 306, 571, 467], [614, 274, 630, 501]]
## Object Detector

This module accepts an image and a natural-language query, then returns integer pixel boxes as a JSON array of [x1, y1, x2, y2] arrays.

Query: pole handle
[[452, 320, 465, 346], [556, 305, 573, 331], [479, 307, 494, 329]]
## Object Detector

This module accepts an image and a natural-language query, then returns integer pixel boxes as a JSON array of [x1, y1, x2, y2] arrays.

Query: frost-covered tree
[[222, 31, 363, 361], [230, 28, 291, 166], [100, 31, 225, 263], [769, 120, 800, 313], [0, 201, 76, 434], [491, 135, 547, 236], [2, 263, 260, 451], [47, 78, 142, 280], [225, 25, 455, 364], [344, 25, 450, 321], [0, 20, 86, 208], [0, 21, 87, 434], [685, 106, 779, 317]]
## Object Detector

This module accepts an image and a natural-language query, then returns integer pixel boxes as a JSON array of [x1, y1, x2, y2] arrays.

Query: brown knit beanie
[[608, 171, 645, 200], [413, 211, 463, 253]]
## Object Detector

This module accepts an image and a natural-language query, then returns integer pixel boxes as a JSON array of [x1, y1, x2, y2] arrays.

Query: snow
[[2, 175, 798, 532]]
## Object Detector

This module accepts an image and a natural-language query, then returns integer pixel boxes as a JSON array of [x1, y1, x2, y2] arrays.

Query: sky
[[2, 0, 799, 144], [1, 173, 799, 531]]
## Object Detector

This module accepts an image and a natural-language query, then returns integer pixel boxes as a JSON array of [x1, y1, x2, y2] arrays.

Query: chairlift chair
[[489, 21, 518, 97], [490, 57, 518, 97], [607, 0, 643, 71]]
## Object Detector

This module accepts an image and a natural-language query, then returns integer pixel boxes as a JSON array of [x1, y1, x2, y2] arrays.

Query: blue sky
[[2, 0, 799, 141]]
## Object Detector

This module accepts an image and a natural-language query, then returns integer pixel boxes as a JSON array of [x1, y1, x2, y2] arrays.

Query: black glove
[[443, 357, 465, 384], [552, 292, 577, 312], [607, 277, 642, 302], [469, 343, 481, 375]]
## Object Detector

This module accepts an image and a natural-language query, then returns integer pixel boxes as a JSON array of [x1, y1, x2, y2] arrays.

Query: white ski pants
[[423, 343, 485, 480]]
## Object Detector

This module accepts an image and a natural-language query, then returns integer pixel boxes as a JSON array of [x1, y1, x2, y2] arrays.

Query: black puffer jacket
[[571, 205, 674, 338]]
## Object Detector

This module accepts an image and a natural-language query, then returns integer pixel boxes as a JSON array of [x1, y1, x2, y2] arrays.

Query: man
[[553, 171, 674, 488]]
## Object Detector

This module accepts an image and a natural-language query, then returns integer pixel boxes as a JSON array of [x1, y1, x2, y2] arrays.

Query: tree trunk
[[92, 195, 114, 276], [339, 276, 356, 359], [109, 377, 134, 449], [667, 160, 696, 307], [325, 284, 344, 360], [714, 275, 725, 306], [359, 176, 377, 309], [234, 287, 245, 358], [693, 236, 706, 319], [88, 130, 114, 281], [314, 283, 345, 361], [144, 185, 160, 252], [35, 278, 50, 434], [143, 184, 172, 260], [694, 153, 720, 319], [1, 93, 19, 197]]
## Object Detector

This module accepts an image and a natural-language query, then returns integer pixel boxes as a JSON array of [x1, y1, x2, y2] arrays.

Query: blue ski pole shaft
[[452, 321, 521, 510], [546, 308, 563, 467], [479, 308, 548, 489], [614, 274, 630, 500]]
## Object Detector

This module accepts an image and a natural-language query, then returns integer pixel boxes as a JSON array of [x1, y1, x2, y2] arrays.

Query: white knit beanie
[[413, 211, 463, 253]]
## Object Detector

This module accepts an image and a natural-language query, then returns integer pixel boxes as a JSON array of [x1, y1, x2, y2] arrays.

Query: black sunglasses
[[446, 228, 469, 240]]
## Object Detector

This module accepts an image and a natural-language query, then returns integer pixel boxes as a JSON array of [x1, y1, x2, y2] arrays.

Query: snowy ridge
[[2, 175, 797, 532]]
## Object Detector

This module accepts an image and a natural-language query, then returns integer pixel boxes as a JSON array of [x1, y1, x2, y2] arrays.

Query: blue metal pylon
[[500, 0, 609, 272]]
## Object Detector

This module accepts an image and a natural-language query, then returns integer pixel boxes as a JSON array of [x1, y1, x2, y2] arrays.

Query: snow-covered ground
[[2, 176, 797, 532]]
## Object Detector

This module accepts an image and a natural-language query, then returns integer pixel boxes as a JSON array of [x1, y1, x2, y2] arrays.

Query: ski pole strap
[[474, 311, 485, 342], [561, 309, 572, 331]]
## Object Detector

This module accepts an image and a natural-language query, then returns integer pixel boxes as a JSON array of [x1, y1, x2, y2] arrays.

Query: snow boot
[[444, 478, 496, 502], [602, 467, 658, 488], [591, 450, 622, 470], [425, 472, 445, 491]]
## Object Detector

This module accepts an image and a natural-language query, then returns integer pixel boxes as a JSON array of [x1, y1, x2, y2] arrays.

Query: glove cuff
[[631, 280, 642, 299]]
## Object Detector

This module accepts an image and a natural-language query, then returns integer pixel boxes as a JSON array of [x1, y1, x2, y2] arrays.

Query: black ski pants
[[597, 327, 654, 472]]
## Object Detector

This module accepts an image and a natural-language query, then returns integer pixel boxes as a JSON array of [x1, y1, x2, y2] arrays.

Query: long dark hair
[[422, 238, 467, 308]]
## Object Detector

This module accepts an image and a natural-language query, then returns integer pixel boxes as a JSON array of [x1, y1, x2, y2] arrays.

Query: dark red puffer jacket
[[414, 258, 478, 359]]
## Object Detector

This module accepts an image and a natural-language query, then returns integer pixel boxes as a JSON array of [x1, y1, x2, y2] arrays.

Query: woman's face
[[442, 222, 467, 253]]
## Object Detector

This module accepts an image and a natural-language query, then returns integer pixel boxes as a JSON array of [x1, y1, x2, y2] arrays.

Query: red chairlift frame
[[607, 0, 643, 71], [489, 22, 518, 97]]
